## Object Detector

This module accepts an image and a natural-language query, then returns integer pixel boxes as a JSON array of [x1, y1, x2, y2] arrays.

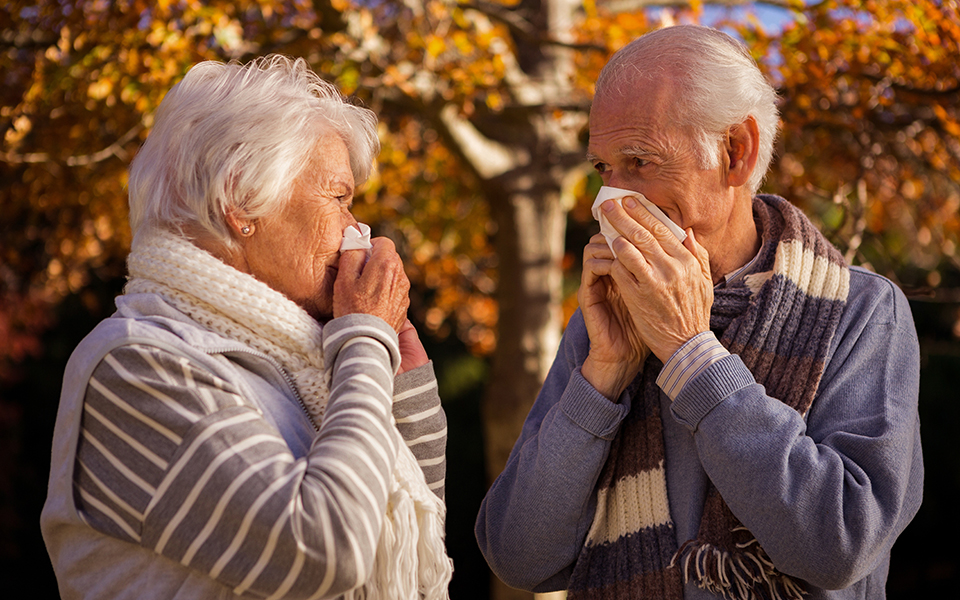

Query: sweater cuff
[[561, 367, 630, 440], [393, 361, 438, 405], [322, 314, 402, 374], [670, 353, 755, 431]]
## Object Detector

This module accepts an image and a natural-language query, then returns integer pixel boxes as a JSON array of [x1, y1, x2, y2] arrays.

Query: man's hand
[[579, 232, 650, 400], [601, 197, 713, 362]]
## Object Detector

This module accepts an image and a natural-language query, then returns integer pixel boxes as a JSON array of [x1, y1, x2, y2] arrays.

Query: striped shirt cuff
[[656, 331, 730, 401], [322, 314, 402, 374]]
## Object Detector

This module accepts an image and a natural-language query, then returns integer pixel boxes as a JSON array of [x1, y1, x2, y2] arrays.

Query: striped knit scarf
[[568, 195, 850, 600], [125, 229, 453, 600]]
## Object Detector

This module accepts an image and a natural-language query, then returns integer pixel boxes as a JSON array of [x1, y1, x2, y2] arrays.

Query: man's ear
[[725, 117, 760, 188]]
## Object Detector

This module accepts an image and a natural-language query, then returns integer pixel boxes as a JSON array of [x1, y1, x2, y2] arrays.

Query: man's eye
[[633, 157, 648, 168], [593, 162, 607, 174]]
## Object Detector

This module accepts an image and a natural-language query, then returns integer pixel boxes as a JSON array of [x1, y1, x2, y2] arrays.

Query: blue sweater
[[475, 266, 923, 599]]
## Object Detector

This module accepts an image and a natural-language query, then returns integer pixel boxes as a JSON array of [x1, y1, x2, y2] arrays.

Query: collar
[[717, 202, 768, 289], [719, 250, 762, 288]]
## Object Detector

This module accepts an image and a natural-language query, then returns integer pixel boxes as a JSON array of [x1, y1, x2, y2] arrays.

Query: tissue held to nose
[[340, 222, 373, 252], [590, 186, 686, 257]]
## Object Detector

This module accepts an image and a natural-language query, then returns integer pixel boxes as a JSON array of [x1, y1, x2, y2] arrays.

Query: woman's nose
[[342, 210, 358, 229]]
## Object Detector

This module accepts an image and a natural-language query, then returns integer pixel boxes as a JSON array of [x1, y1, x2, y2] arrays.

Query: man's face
[[587, 75, 734, 252]]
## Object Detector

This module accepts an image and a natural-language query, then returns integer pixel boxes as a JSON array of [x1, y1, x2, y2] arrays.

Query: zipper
[[204, 345, 320, 432]]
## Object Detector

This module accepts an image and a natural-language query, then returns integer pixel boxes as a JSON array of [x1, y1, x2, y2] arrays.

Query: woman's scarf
[[568, 195, 850, 600], [125, 229, 453, 600]]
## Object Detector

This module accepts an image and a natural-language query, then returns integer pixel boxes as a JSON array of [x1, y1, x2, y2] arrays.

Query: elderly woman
[[40, 55, 453, 600]]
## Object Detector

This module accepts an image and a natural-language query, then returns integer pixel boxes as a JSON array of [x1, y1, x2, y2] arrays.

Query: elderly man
[[475, 25, 923, 600]]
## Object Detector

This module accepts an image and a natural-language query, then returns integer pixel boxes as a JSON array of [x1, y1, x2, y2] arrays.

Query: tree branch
[[1, 122, 145, 166], [860, 72, 960, 99], [310, 0, 348, 33], [438, 104, 522, 179], [904, 286, 960, 303], [458, 1, 606, 51], [600, 0, 795, 10]]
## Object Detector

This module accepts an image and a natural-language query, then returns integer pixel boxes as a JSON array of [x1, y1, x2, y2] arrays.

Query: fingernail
[[602, 200, 615, 212], [624, 197, 637, 209]]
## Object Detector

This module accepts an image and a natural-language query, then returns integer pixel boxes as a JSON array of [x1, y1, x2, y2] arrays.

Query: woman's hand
[[397, 319, 430, 374], [579, 232, 650, 400], [333, 237, 411, 332]]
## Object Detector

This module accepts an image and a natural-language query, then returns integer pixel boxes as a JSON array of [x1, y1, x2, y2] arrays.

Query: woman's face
[[241, 131, 357, 321]]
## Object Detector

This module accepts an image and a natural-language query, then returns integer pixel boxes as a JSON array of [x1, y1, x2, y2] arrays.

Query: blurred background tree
[[1, 1, 957, 598]]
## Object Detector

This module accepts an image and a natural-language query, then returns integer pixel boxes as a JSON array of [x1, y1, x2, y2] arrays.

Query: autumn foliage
[[2, 0, 958, 374], [742, 0, 960, 291], [2, 3, 959, 598]]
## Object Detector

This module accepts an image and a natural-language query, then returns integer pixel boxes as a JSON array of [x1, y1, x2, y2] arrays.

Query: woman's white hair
[[595, 25, 780, 195], [128, 54, 380, 248]]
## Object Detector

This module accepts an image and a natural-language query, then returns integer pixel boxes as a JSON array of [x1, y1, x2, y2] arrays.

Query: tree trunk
[[477, 2, 584, 599], [483, 176, 567, 600], [483, 177, 566, 479]]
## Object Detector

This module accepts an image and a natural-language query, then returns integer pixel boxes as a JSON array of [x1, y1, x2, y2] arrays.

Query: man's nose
[[605, 172, 632, 191]]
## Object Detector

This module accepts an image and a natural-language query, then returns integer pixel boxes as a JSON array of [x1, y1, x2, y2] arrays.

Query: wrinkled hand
[[333, 237, 411, 332], [579, 232, 650, 400], [601, 197, 713, 363], [397, 319, 430, 375]]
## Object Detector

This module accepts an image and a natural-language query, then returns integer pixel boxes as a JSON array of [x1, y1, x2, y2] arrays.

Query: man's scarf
[[567, 195, 850, 600]]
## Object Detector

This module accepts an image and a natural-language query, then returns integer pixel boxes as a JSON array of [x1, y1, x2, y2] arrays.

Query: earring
[[241, 226, 251, 235]]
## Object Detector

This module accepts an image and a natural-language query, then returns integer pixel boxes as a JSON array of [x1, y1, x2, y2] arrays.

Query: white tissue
[[591, 186, 686, 257], [340, 222, 372, 252]]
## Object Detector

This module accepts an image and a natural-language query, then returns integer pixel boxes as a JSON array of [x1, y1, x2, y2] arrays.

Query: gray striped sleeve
[[74, 315, 404, 599], [75, 344, 247, 543], [393, 362, 447, 499]]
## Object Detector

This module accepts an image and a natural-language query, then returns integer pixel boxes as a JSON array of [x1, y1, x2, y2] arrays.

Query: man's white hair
[[595, 25, 780, 195], [128, 54, 380, 249]]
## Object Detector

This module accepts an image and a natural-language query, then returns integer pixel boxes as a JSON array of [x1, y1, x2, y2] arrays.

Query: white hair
[[128, 54, 380, 248], [595, 25, 780, 194]]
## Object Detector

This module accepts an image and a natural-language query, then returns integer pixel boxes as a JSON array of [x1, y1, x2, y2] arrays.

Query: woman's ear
[[225, 210, 255, 237], [725, 117, 760, 188]]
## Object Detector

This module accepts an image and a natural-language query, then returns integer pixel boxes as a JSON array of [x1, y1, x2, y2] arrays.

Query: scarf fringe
[[670, 531, 806, 600], [345, 448, 452, 600]]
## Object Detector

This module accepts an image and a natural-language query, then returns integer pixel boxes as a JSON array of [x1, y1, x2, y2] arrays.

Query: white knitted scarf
[[125, 229, 453, 600]]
